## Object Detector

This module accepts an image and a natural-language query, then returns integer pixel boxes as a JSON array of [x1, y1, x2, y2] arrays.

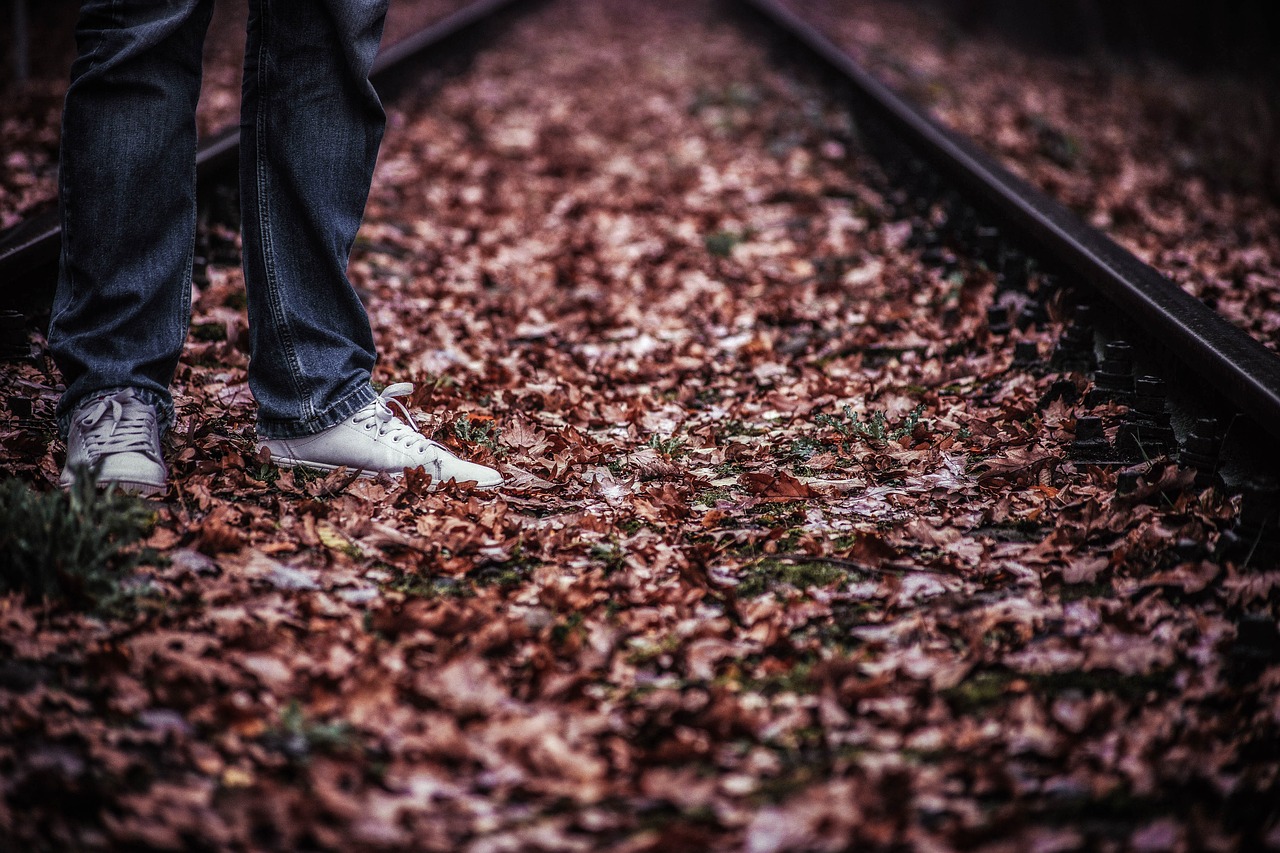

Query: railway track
[[742, 0, 1280, 476], [2, 1, 1278, 848], [734, 0, 1280, 563]]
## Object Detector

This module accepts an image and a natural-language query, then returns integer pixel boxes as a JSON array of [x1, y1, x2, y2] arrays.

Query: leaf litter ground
[[1, 1, 1278, 850]]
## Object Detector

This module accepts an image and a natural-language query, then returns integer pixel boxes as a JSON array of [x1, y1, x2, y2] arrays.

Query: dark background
[[4, 0, 1280, 86], [934, 0, 1279, 78]]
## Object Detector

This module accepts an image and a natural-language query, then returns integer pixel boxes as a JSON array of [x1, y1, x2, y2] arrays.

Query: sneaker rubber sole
[[266, 454, 503, 490]]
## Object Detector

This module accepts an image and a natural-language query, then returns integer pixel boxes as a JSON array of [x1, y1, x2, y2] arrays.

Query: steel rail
[[0, 0, 530, 288], [740, 0, 1280, 443]]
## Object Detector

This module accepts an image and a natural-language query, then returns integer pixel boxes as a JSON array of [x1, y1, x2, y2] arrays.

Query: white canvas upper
[[257, 384, 503, 489]]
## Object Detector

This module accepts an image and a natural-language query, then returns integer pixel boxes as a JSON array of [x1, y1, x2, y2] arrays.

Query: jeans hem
[[57, 385, 175, 440], [255, 380, 377, 440]]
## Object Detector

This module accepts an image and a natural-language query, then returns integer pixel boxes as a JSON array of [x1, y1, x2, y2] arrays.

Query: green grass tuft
[[453, 414, 503, 452], [0, 475, 154, 606], [737, 557, 851, 598], [814, 403, 925, 445]]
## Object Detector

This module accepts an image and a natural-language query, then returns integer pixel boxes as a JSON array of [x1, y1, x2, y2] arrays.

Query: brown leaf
[[975, 448, 1060, 485], [739, 470, 818, 500]]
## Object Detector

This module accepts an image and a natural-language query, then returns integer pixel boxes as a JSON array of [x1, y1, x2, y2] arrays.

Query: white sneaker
[[257, 383, 503, 489], [60, 388, 167, 496]]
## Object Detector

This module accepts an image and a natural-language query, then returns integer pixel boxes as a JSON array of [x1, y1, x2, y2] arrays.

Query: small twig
[[313, 466, 365, 498]]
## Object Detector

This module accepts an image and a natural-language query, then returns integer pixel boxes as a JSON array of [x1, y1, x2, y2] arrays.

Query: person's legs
[[240, 0, 388, 440], [49, 0, 215, 437], [241, 0, 501, 488], [47, 0, 499, 492]]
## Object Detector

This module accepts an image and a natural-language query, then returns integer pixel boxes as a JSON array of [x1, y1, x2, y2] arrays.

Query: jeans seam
[[52, 0, 122, 367], [181, 160, 195, 336], [251, 0, 312, 424], [85, 0, 119, 77], [59, 0, 119, 305]]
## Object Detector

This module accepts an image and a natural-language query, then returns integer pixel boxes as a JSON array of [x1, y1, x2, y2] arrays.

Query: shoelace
[[76, 390, 161, 460], [352, 383, 447, 453]]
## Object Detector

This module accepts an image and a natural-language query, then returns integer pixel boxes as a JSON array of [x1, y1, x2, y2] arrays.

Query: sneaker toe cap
[[94, 452, 167, 493], [443, 459, 504, 489], [101, 451, 165, 477]]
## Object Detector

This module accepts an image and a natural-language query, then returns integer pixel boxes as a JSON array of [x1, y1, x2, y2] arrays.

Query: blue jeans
[[50, 0, 388, 439]]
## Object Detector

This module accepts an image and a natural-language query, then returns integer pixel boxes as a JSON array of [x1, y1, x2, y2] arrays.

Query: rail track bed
[[1, 1, 1278, 849]]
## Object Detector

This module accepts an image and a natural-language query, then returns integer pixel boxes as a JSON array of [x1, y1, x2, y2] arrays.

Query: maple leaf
[[500, 416, 551, 457]]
